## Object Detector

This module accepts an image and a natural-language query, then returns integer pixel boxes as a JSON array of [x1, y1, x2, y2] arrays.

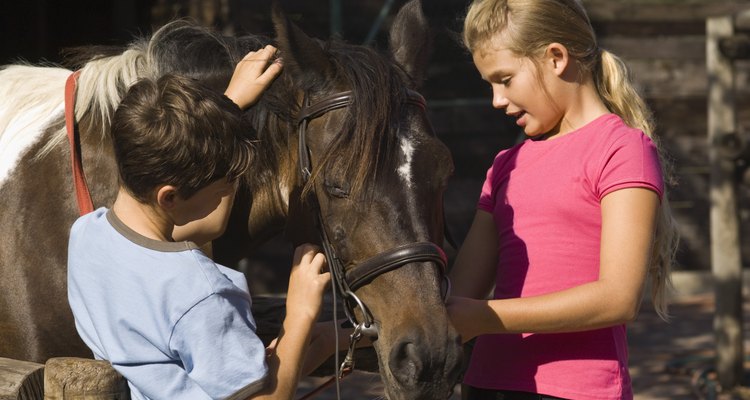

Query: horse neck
[[245, 175, 292, 246], [241, 77, 303, 239]]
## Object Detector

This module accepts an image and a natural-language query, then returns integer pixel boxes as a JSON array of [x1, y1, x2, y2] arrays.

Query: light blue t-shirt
[[68, 208, 267, 400]]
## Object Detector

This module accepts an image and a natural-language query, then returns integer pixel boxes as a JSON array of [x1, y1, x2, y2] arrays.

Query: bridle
[[295, 88, 450, 376]]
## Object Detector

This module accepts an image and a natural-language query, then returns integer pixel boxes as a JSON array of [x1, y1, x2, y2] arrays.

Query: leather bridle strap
[[297, 92, 352, 181], [297, 89, 426, 182], [65, 71, 94, 216], [346, 242, 446, 292]]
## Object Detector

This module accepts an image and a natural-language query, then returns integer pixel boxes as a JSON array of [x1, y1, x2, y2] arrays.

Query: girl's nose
[[492, 87, 509, 109]]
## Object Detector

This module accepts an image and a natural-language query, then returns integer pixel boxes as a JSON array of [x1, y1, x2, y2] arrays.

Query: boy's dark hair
[[111, 74, 253, 203]]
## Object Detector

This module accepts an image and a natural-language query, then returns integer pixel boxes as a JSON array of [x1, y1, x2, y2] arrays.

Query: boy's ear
[[156, 185, 179, 210], [545, 42, 569, 76]]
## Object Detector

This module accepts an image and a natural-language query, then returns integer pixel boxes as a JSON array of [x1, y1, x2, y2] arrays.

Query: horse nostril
[[388, 340, 424, 385]]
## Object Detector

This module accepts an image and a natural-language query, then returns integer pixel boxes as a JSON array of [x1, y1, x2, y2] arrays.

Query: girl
[[447, 0, 679, 399]]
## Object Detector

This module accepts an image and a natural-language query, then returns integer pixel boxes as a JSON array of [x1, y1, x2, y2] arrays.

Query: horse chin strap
[[296, 89, 451, 379]]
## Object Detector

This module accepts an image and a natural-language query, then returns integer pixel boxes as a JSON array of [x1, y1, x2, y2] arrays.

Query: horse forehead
[[397, 136, 416, 188], [395, 131, 441, 186]]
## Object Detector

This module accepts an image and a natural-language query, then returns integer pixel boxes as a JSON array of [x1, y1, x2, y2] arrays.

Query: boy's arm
[[249, 245, 330, 400], [225, 45, 282, 110]]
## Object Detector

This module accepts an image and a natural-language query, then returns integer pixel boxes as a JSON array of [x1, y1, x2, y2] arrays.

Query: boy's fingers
[[312, 252, 327, 269], [263, 60, 283, 76], [238, 47, 278, 73], [254, 63, 283, 88], [292, 244, 321, 266], [241, 45, 275, 58], [318, 271, 332, 285]]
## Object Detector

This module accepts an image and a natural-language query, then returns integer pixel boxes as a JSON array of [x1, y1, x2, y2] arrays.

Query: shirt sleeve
[[170, 293, 268, 400], [478, 148, 512, 213], [478, 165, 496, 213], [597, 130, 664, 200]]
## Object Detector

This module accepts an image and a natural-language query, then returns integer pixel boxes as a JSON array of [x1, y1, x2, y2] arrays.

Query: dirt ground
[[295, 274, 750, 400]]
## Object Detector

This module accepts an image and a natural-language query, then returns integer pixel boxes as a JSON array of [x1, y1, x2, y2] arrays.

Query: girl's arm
[[449, 210, 499, 299], [448, 187, 659, 341]]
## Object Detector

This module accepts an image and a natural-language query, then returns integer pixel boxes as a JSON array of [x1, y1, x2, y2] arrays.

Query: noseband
[[296, 89, 449, 336]]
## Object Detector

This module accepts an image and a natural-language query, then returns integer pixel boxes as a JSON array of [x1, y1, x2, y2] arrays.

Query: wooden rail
[[0, 358, 43, 400]]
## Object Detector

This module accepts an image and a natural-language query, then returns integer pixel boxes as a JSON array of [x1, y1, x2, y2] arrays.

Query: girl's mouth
[[513, 111, 527, 127]]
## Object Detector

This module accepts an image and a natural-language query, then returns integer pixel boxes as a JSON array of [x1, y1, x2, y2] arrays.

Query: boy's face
[[169, 178, 237, 226]]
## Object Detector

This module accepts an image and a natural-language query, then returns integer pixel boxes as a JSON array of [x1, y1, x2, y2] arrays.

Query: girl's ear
[[156, 185, 179, 210], [545, 42, 569, 76]]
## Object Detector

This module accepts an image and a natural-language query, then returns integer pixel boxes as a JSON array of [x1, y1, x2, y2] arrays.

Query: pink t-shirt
[[465, 114, 663, 399]]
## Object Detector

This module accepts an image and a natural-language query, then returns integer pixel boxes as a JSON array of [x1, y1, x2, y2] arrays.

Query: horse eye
[[323, 179, 350, 198], [325, 184, 350, 198]]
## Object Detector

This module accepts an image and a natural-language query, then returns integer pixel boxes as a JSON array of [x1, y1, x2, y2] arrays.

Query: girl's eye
[[501, 77, 512, 86]]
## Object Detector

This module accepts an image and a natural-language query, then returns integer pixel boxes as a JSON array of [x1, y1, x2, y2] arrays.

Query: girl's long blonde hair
[[463, 0, 679, 320]]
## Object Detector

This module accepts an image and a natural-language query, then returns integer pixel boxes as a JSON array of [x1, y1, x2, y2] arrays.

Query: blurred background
[[2, 0, 750, 398]]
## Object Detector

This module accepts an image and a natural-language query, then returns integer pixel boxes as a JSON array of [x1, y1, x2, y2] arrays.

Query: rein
[[295, 89, 449, 397], [65, 71, 94, 216]]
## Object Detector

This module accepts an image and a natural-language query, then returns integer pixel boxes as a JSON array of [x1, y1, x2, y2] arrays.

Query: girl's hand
[[286, 244, 331, 323], [446, 296, 493, 343], [224, 45, 283, 110]]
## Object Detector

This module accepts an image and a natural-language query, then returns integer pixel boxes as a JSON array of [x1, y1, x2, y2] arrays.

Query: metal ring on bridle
[[343, 290, 377, 336]]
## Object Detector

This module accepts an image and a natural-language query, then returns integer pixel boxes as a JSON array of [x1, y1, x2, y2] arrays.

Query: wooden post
[[44, 358, 130, 400], [707, 15, 744, 390], [0, 358, 44, 400]]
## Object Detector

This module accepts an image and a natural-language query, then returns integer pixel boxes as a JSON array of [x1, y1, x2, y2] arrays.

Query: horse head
[[266, 1, 463, 397]]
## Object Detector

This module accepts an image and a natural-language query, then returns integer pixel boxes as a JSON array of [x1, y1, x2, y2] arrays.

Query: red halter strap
[[65, 71, 94, 216]]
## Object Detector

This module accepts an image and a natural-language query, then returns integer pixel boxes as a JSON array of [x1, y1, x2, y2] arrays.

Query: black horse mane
[[249, 36, 412, 199]]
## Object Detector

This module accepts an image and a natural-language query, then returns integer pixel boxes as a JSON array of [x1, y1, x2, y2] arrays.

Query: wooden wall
[[584, 0, 750, 271]]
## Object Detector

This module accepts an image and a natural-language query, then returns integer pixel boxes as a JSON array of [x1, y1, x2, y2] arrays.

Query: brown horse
[[0, 1, 461, 398]]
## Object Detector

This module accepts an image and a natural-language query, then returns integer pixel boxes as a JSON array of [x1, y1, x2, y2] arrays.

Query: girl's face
[[472, 43, 562, 138]]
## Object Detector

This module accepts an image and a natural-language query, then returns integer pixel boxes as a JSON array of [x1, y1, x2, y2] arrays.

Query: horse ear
[[389, 0, 434, 88], [272, 1, 334, 91]]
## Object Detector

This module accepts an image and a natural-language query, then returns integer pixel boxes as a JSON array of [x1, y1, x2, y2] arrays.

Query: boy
[[68, 46, 331, 400]]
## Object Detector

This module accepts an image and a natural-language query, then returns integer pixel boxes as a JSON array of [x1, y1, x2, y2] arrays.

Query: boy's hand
[[286, 244, 331, 323], [224, 45, 282, 110]]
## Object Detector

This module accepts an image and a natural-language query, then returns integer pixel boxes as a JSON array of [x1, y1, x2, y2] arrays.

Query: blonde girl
[[446, 0, 679, 399]]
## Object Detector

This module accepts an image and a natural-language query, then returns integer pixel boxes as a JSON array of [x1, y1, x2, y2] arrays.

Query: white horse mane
[[0, 39, 153, 187], [43, 46, 151, 158], [0, 64, 67, 185]]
